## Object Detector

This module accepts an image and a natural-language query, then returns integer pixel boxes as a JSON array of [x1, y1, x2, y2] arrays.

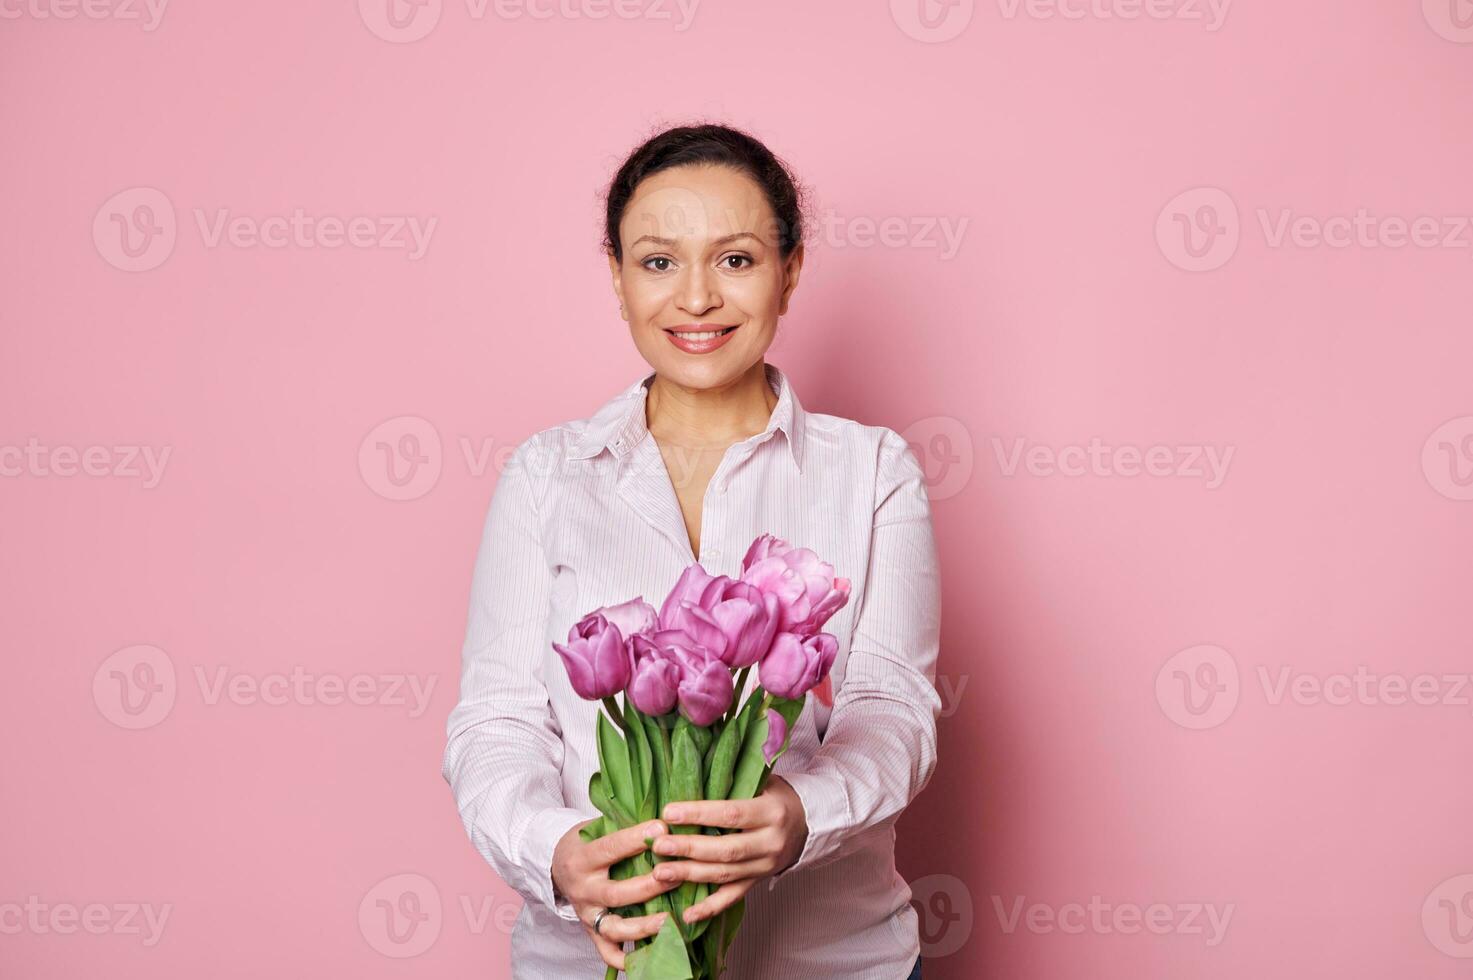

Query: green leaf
[[579, 816, 605, 843], [703, 695, 756, 800], [668, 719, 703, 815], [731, 695, 804, 800], [721, 896, 747, 958], [624, 697, 655, 821], [667, 720, 711, 922], [688, 721, 714, 762], [597, 710, 637, 821], [641, 713, 672, 821], [762, 695, 805, 772], [623, 913, 693, 980]]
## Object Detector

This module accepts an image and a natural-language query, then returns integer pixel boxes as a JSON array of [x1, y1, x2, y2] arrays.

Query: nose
[[675, 262, 721, 316]]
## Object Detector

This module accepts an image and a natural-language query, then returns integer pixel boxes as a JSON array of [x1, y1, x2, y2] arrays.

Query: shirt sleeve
[[768, 427, 943, 886], [441, 439, 586, 922]]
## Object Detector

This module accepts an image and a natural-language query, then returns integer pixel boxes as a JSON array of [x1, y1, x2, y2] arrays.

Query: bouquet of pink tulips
[[553, 533, 851, 980]]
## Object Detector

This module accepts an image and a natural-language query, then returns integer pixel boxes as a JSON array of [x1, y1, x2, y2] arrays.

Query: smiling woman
[[442, 124, 941, 980]]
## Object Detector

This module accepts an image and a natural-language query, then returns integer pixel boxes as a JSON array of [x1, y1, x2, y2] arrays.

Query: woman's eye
[[720, 255, 753, 270], [643, 256, 673, 272]]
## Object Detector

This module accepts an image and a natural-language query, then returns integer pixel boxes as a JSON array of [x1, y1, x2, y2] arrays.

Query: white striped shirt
[[442, 361, 942, 979]]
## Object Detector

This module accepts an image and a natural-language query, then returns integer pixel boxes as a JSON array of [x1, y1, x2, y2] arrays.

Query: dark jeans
[[906, 955, 922, 979]]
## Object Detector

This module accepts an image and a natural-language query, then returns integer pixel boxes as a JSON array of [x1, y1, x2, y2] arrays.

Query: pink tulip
[[628, 636, 681, 715], [706, 580, 780, 669], [552, 613, 631, 700], [762, 708, 788, 764], [677, 655, 734, 727], [740, 532, 791, 567], [658, 562, 731, 628], [597, 596, 657, 641], [758, 631, 838, 701], [660, 601, 730, 664], [630, 630, 734, 724], [740, 536, 851, 636]]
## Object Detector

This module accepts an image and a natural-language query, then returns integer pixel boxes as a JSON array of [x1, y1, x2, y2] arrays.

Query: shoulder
[[802, 410, 922, 481]]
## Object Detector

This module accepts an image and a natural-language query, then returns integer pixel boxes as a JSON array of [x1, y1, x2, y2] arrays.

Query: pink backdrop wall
[[3, 1, 1471, 976]]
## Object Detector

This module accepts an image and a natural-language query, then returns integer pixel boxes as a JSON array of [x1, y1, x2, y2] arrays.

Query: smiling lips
[[664, 324, 740, 355]]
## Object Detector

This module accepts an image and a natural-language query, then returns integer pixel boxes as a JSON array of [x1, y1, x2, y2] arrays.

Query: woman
[[442, 124, 941, 979]]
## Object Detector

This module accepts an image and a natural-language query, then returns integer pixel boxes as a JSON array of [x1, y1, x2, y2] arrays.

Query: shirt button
[[706, 549, 721, 561]]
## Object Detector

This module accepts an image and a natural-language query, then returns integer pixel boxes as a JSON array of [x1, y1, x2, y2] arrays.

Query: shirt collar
[[567, 361, 806, 472]]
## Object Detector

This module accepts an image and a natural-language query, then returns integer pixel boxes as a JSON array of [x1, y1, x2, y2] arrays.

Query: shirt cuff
[[516, 805, 588, 922], [765, 770, 852, 890]]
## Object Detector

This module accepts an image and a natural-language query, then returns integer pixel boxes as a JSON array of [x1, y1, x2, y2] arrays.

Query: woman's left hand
[[648, 775, 809, 924]]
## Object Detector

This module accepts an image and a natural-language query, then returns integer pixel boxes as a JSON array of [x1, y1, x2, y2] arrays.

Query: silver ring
[[592, 907, 612, 937]]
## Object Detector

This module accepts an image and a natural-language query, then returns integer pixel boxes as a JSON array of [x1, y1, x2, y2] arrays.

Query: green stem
[[602, 696, 628, 732], [727, 666, 752, 723]]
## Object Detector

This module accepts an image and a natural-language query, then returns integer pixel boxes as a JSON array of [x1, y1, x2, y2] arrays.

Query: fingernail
[[647, 821, 667, 836], [663, 806, 684, 821], [654, 839, 676, 855]]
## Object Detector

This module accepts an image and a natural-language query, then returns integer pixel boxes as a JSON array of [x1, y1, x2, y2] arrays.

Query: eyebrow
[[629, 231, 763, 250]]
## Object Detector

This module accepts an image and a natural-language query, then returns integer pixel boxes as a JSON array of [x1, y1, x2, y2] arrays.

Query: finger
[[584, 820, 668, 871], [595, 909, 670, 944], [599, 870, 682, 909], [652, 829, 771, 864], [589, 929, 625, 971], [654, 858, 771, 886], [662, 799, 763, 830], [681, 878, 756, 924]]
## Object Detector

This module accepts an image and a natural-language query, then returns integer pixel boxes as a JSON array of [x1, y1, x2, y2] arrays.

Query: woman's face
[[609, 164, 803, 391]]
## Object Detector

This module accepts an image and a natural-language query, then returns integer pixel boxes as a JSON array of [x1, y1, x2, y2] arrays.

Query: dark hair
[[602, 123, 805, 262]]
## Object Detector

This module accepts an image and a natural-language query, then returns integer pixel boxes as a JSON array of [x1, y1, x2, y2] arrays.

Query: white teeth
[[675, 329, 728, 341]]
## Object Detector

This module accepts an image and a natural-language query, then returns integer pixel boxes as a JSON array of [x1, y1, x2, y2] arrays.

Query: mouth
[[663, 324, 740, 354]]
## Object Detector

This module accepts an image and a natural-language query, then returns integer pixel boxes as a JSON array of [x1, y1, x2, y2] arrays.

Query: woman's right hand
[[551, 818, 680, 972]]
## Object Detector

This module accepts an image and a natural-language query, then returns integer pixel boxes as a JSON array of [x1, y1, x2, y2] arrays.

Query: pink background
[[3, 1, 1472, 976]]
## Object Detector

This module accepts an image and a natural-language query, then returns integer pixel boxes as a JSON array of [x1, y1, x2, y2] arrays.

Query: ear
[[777, 244, 804, 316], [607, 250, 628, 321]]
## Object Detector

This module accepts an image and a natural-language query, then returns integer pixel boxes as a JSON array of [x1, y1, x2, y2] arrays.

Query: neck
[[645, 361, 778, 449]]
